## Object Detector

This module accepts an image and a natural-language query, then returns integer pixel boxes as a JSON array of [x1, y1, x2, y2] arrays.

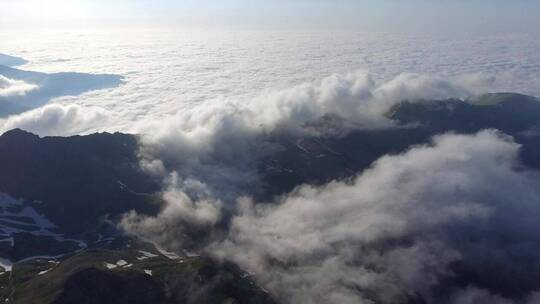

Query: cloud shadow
[[0, 54, 28, 67], [0, 55, 124, 118]]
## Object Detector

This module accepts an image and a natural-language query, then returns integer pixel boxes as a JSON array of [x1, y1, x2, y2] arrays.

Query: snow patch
[[104, 263, 117, 270], [116, 260, 128, 266], [0, 192, 88, 264], [0, 258, 12, 272], [38, 268, 52, 275], [137, 250, 159, 261], [154, 245, 182, 260]]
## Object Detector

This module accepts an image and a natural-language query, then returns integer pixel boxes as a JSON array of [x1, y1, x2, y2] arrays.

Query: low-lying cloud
[[212, 130, 540, 304], [0, 75, 38, 97], [137, 71, 477, 198], [120, 172, 223, 250], [0, 62, 530, 303], [0, 103, 111, 136], [122, 71, 480, 251]]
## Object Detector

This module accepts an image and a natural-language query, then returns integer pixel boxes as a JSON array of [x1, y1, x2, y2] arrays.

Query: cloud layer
[[117, 71, 479, 253], [136, 71, 476, 197], [0, 103, 111, 136], [2, 30, 540, 136], [112, 69, 480, 265], [213, 130, 540, 304], [0, 51, 530, 303], [0, 75, 37, 97], [120, 172, 223, 250], [0, 63, 123, 117]]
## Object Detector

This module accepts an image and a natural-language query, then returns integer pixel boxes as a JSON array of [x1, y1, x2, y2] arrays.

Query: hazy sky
[[2, 0, 540, 33]]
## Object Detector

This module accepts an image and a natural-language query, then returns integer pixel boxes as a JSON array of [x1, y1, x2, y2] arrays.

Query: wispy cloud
[[213, 130, 540, 304], [0, 75, 37, 98]]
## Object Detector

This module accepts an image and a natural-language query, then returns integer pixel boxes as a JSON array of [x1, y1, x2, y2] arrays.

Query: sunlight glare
[[27, 0, 90, 20]]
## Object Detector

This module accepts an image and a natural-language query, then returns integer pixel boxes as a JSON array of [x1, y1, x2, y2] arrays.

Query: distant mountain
[[0, 92, 539, 303]]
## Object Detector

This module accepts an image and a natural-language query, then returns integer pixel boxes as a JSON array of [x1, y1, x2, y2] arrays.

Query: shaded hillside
[[0, 129, 161, 234]]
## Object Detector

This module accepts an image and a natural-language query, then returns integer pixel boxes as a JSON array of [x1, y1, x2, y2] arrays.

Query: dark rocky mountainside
[[0, 129, 161, 234]]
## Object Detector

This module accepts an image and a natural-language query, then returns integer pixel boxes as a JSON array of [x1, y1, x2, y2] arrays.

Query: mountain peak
[[1, 128, 38, 137], [0, 128, 40, 145]]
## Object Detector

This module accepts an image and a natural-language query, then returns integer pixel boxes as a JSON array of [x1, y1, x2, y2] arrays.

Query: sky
[[2, 0, 540, 33]]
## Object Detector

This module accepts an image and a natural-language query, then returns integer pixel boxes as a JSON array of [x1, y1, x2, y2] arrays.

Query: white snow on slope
[[0, 192, 87, 269], [104, 263, 117, 270], [116, 260, 128, 266]]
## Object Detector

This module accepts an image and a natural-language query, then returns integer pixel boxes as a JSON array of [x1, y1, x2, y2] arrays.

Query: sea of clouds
[[1, 29, 540, 136], [2, 29, 540, 303]]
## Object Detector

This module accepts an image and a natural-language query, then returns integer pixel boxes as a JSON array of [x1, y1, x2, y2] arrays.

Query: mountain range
[[0, 92, 539, 303]]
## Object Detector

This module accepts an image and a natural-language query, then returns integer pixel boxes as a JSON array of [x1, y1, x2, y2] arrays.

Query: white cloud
[[116, 68, 485, 264], [3, 30, 540, 137], [241, 72, 473, 132], [210, 130, 540, 304], [118, 71, 479, 249], [120, 172, 222, 250], [0, 103, 111, 136], [375, 73, 471, 103], [136, 71, 475, 193], [0, 75, 37, 97]]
